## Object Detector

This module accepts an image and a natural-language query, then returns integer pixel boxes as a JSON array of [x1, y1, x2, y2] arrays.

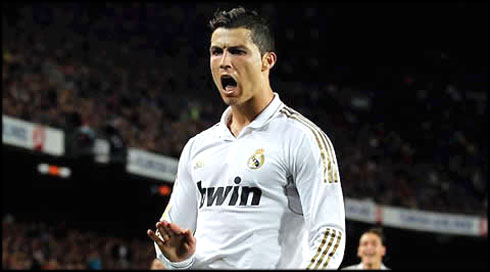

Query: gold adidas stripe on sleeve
[[321, 230, 342, 268], [286, 106, 340, 183], [283, 107, 339, 182], [280, 107, 328, 183], [306, 228, 343, 269], [318, 130, 340, 183], [280, 107, 339, 183], [306, 228, 331, 269], [312, 229, 336, 269]]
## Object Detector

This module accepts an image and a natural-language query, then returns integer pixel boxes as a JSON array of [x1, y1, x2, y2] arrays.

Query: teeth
[[225, 86, 237, 92]]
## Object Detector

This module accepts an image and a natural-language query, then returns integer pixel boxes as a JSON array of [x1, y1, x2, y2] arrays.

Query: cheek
[[210, 57, 220, 68], [241, 65, 260, 82], [210, 59, 216, 71], [210, 62, 219, 77]]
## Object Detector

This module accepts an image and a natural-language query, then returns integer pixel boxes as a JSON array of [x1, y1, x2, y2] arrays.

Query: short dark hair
[[364, 227, 385, 245], [208, 6, 274, 57]]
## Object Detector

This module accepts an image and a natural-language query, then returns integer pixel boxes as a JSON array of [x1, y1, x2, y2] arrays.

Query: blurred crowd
[[2, 214, 156, 270], [2, 4, 487, 215], [2, 3, 223, 158]]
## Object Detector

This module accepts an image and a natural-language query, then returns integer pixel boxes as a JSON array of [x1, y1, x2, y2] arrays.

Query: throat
[[227, 116, 249, 138], [229, 121, 244, 138], [226, 96, 271, 137], [364, 262, 381, 269]]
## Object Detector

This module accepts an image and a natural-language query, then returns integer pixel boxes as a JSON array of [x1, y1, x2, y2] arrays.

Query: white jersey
[[154, 93, 345, 269], [342, 262, 390, 270]]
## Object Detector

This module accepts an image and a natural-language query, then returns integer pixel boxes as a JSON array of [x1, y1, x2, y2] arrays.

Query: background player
[[343, 228, 390, 270]]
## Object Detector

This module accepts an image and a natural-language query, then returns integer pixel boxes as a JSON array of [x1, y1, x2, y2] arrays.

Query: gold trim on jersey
[[280, 107, 339, 183], [306, 228, 331, 269], [313, 229, 337, 269], [321, 230, 342, 268], [280, 107, 328, 182]]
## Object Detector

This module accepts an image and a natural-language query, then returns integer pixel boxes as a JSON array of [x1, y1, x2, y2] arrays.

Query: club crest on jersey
[[248, 148, 265, 169], [194, 160, 204, 170]]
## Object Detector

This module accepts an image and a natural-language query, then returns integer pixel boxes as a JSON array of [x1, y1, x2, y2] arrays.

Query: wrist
[[154, 242, 195, 269], [167, 255, 194, 269]]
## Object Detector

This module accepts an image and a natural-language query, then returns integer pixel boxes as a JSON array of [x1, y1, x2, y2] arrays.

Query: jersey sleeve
[[292, 129, 346, 269], [154, 137, 198, 269]]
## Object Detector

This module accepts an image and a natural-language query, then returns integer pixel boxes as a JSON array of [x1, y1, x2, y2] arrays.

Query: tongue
[[224, 85, 237, 93]]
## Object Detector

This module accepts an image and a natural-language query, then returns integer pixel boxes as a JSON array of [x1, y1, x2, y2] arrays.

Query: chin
[[222, 98, 238, 106], [220, 94, 239, 106]]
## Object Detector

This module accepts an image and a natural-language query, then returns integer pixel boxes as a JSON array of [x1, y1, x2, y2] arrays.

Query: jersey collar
[[218, 92, 283, 140], [357, 262, 389, 270]]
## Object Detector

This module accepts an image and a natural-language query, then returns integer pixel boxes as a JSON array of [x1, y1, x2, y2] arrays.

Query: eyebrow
[[209, 45, 248, 51]]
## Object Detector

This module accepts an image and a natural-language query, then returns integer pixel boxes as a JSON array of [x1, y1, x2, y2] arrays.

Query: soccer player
[[147, 6, 346, 269], [342, 228, 390, 270]]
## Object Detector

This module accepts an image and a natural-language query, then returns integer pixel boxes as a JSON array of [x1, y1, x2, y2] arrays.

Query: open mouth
[[221, 75, 238, 93]]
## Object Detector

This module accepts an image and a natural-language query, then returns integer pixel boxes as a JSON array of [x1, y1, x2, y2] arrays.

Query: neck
[[364, 261, 381, 270], [228, 90, 274, 137]]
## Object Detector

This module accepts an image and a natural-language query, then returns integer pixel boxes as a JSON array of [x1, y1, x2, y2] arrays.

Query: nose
[[219, 51, 232, 70]]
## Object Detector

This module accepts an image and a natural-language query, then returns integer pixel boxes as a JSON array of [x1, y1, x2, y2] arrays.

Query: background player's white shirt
[[155, 93, 345, 269], [342, 262, 390, 270]]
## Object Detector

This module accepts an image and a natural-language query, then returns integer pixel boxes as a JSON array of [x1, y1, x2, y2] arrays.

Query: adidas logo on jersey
[[197, 176, 262, 208]]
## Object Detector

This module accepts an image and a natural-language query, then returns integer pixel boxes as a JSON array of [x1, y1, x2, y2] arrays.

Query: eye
[[211, 48, 222, 56], [229, 48, 246, 55]]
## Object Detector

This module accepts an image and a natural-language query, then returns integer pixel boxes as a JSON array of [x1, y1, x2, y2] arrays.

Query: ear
[[261, 52, 277, 71]]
